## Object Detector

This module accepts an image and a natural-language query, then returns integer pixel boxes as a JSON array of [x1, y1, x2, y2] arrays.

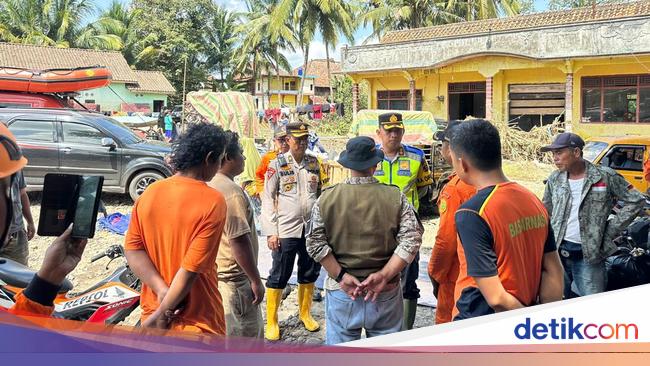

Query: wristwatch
[[335, 268, 347, 283]]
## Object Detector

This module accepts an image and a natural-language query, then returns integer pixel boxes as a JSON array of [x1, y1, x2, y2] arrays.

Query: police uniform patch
[[283, 183, 296, 192], [399, 160, 410, 171], [397, 159, 411, 176], [266, 167, 276, 179], [308, 174, 318, 192], [280, 172, 296, 184], [439, 199, 448, 214]]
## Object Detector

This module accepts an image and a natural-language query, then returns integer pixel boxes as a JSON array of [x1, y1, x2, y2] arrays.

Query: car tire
[[128, 170, 164, 202]]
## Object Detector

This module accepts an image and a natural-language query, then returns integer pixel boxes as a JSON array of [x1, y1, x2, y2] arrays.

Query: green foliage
[[0, 0, 123, 49], [548, 0, 631, 11], [359, 0, 527, 42], [315, 114, 353, 136], [271, 0, 355, 104], [97, 0, 157, 68], [311, 75, 370, 137], [129, 0, 226, 104], [205, 4, 239, 90], [0, 0, 580, 111], [332, 75, 369, 113]]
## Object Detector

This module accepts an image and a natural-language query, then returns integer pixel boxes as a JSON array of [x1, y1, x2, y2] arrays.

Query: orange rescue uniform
[[428, 173, 475, 324], [255, 151, 278, 196], [5, 291, 53, 316]]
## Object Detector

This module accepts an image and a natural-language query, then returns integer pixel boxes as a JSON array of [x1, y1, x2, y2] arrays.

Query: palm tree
[[239, 0, 295, 107], [271, 0, 356, 105], [313, 0, 355, 99], [445, 0, 522, 21], [0, 0, 60, 46], [360, 0, 527, 43], [205, 5, 238, 91], [359, 0, 462, 43], [96, 0, 157, 67], [0, 0, 122, 50]]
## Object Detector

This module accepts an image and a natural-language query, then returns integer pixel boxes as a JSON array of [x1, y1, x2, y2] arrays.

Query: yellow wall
[[367, 70, 485, 118], [573, 60, 650, 138], [267, 94, 310, 108], [351, 54, 650, 138]]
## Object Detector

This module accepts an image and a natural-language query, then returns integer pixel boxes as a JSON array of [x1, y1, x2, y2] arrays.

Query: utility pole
[[181, 55, 188, 127]]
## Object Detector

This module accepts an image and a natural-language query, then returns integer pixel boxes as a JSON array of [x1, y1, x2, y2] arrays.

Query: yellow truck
[[584, 135, 650, 193]]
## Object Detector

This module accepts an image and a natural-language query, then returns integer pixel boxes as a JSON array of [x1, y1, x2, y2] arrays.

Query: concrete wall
[[351, 54, 650, 138], [78, 83, 168, 113], [342, 17, 650, 73]]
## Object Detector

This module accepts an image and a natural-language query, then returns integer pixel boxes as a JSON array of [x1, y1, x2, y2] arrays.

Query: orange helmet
[[0, 123, 28, 178]]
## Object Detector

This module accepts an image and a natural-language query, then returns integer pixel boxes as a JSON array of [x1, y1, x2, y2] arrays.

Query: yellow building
[[240, 70, 316, 109], [341, 1, 650, 138]]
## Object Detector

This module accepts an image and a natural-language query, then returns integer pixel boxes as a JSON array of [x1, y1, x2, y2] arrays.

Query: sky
[[97, 0, 553, 68], [212, 0, 553, 68]]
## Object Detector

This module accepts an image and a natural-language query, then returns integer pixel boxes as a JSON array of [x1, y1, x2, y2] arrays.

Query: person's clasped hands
[[337, 271, 395, 302]]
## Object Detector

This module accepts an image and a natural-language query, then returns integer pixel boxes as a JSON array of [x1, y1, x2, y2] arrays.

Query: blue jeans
[[325, 285, 403, 345], [561, 256, 607, 298]]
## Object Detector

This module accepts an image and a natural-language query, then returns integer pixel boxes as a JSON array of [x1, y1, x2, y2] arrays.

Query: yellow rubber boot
[[297, 283, 320, 332], [265, 288, 282, 341]]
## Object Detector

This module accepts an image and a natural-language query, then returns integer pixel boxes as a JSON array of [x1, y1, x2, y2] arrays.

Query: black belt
[[559, 240, 583, 260]]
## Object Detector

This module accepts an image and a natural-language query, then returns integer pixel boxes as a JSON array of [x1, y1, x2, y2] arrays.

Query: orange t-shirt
[[453, 182, 554, 320], [125, 175, 227, 335], [254, 151, 278, 195], [644, 158, 650, 183]]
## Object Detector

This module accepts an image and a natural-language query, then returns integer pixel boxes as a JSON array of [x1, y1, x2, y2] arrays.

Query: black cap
[[378, 112, 404, 130], [286, 122, 309, 137], [434, 120, 462, 142], [338, 136, 384, 171], [541, 132, 585, 152]]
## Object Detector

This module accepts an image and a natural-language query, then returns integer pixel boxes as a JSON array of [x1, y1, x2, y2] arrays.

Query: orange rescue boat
[[0, 66, 112, 93]]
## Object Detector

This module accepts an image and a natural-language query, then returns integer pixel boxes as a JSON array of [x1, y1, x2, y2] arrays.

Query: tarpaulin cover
[[185, 91, 260, 138], [184, 91, 262, 183], [351, 109, 438, 145], [236, 137, 262, 185]]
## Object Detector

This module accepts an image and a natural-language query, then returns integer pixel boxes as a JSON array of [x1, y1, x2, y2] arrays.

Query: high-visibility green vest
[[374, 144, 427, 210]]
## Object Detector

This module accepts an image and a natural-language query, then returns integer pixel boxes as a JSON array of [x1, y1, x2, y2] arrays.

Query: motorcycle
[[606, 217, 650, 291], [0, 244, 140, 324]]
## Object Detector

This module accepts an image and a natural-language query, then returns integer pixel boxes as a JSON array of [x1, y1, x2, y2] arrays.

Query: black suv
[[0, 108, 172, 201]]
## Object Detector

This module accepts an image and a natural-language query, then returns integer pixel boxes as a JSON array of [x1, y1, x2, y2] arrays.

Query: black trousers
[[266, 236, 321, 289]]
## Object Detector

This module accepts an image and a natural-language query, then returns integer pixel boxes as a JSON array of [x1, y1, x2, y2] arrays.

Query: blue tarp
[[97, 213, 131, 236]]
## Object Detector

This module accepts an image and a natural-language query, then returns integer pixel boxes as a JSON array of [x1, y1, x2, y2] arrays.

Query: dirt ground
[[24, 160, 553, 343]]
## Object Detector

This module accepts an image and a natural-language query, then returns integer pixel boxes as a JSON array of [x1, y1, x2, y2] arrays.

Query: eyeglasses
[[275, 137, 288, 143]]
